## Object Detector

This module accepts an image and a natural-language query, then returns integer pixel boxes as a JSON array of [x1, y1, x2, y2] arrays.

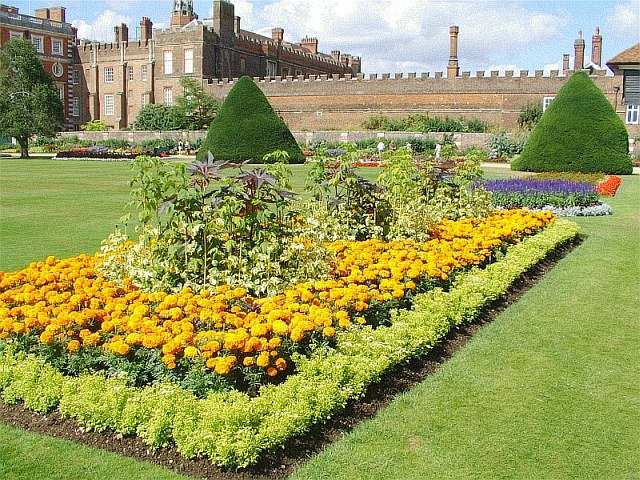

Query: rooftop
[[606, 43, 640, 66], [0, 6, 75, 36]]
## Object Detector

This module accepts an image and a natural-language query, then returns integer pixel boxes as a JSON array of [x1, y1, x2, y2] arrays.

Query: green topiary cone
[[512, 72, 632, 175], [197, 76, 304, 163]]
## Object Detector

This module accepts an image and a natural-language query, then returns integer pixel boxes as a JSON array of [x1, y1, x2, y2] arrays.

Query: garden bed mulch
[[0, 236, 582, 480]]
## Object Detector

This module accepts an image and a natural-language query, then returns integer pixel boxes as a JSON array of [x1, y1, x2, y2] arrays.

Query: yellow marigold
[[322, 326, 336, 338], [67, 339, 81, 352]]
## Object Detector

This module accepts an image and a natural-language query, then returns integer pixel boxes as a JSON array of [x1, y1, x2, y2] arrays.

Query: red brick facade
[[0, 4, 80, 130]]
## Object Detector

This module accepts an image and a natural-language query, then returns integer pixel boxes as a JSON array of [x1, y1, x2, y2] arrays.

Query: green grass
[[0, 423, 189, 480], [0, 159, 638, 479]]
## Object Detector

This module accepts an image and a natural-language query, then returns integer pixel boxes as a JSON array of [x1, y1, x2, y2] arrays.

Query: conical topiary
[[512, 72, 632, 175], [197, 76, 304, 163]]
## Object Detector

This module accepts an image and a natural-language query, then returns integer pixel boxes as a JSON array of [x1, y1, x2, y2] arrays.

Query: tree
[[198, 76, 304, 163], [512, 72, 632, 175], [0, 39, 64, 158], [517, 103, 542, 129], [175, 77, 220, 130]]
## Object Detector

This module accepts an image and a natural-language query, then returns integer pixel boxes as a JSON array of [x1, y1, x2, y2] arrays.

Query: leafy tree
[[175, 77, 220, 130], [0, 39, 64, 158], [512, 72, 632, 175], [198, 76, 304, 163]]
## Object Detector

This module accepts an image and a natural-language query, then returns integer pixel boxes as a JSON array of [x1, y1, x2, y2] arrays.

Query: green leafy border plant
[[0, 220, 579, 467]]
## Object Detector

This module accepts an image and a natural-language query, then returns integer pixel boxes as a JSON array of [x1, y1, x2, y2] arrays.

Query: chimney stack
[[272, 27, 284, 43], [447, 25, 460, 78], [562, 54, 570, 75], [234, 16, 241, 35], [591, 26, 602, 66], [140, 17, 153, 41], [34, 7, 50, 19], [115, 23, 129, 43], [49, 6, 66, 23], [300, 37, 318, 55], [331, 50, 341, 62], [574, 30, 585, 70]]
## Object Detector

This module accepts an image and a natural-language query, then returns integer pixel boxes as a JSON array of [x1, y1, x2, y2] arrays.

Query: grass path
[[0, 159, 638, 479]]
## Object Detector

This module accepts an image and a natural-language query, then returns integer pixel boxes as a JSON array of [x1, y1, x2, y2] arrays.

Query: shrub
[[487, 131, 527, 159], [134, 104, 188, 131], [81, 120, 108, 131], [512, 72, 632, 174], [518, 103, 543, 129], [362, 114, 488, 133], [197, 76, 304, 163]]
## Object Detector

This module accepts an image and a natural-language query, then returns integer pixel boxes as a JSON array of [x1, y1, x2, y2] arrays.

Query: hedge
[[512, 72, 632, 175], [0, 219, 579, 467], [197, 76, 304, 163]]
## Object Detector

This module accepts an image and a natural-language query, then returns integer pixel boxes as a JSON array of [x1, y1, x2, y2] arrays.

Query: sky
[[11, 0, 640, 74]]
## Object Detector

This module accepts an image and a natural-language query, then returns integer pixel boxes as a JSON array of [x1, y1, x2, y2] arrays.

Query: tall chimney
[[591, 26, 602, 66], [34, 8, 50, 19], [562, 54, 570, 75], [234, 16, 241, 35], [574, 30, 585, 70], [272, 27, 284, 43], [447, 25, 460, 78], [331, 50, 341, 62], [140, 17, 153, 41], [49, 6, 66, 23], [301, 37, 318, 55]]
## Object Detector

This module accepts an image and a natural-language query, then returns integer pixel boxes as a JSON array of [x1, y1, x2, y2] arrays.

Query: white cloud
[[606, 2, 640, 38], [73, 10, 131, 42], [248, 0, 563, 74]]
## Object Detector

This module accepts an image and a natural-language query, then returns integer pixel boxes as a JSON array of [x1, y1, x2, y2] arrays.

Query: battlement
[[205, 68, 610, 86]]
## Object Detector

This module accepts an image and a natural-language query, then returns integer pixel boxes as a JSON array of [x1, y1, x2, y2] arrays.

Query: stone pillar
[[574, 31, 585, 70], [447, 26, 460, 78], [591, 27, 602, 66]]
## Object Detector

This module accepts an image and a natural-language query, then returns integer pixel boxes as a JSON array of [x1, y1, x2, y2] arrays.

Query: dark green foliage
[[134, 104, 187, 131], [0, 39, 64, 157], [175, 77, 220, 130], [197, 76, 304, 163], [512, 72, 632, 175]]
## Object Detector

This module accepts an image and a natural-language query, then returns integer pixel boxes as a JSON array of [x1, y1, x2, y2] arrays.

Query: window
[[72, 68, 80, 85], [72, 97, 80, 117], [9, 31, 24, 40], [624, 70, 640, 105], [104, 95, 115, 116], [542, 96, 555, 112], [184, 49, 194, 74], [128, 66, 134, 81], [164, 51, 173, 75], [282, 68, 289, 77], [57, 84, 64, 101], [141, 64, 148, 82], [31, 35, 43, 53], [104, 67, 114, 83], [163, 87, 173, 106], [52, 39, 63, 56], [267, 61, 277, 77], [240, 58, 246, 73], [626, 104, 639, 125], [141, 94, 148, 107]]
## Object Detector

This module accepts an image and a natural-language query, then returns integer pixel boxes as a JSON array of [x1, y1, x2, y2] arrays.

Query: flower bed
[[0, 210, 551, 392], [55, 146, 175, 160], [0, 218, 579, 467], [483, 178, 599, 209], [595, 175, 623, 197]]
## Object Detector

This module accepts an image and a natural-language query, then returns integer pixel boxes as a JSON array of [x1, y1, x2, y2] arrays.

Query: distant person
[[435, 143, 442, 160], [377, 141, 385, 153]]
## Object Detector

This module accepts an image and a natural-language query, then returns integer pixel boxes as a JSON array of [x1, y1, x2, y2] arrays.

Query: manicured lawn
[[0, 158, 637, 479]]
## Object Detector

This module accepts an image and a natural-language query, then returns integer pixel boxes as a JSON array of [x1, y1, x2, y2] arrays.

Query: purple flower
[[483, 179, 595, 195]]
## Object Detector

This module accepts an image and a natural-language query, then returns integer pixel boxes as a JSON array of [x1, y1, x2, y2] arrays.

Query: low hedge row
[[0, 219, 579, 467]]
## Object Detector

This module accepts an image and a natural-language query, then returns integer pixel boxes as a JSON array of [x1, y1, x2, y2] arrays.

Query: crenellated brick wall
[[201, 71, 636, 134]]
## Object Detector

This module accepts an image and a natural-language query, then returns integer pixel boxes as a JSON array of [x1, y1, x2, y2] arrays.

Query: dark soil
[[0, 236, 582, 480]]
